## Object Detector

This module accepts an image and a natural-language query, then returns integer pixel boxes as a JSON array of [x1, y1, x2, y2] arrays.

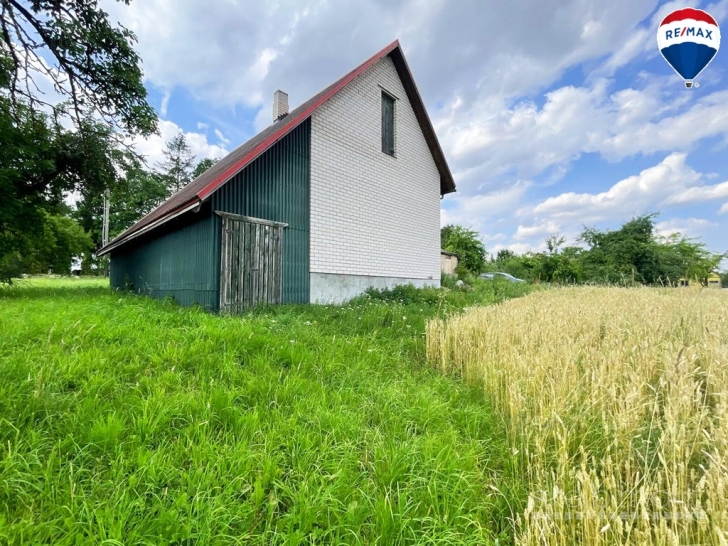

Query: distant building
[[707, 272, 721, 289], [440, 250, 459, 275], [97, 41, 456, 312]]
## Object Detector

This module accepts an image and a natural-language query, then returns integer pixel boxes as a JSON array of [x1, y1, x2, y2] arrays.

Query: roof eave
[[387, 47, 456, 196], [97, 199, 201, 256]]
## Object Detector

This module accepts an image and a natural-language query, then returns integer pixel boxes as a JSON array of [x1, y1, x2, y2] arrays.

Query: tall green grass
[[0, 278, 532, 545]]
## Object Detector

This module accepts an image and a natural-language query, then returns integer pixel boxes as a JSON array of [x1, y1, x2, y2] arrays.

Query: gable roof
[[99, 40, 456, 256]]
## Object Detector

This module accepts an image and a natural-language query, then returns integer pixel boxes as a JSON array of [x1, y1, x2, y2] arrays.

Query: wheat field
[[427, 287, 728, 545]]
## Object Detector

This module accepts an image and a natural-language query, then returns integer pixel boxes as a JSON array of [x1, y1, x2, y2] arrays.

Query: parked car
[[479, 272, 526, 283]]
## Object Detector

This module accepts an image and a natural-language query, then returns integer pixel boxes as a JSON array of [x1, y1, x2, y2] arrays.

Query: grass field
[[0, 277, 532, 545], [427, 287, 728, 545]]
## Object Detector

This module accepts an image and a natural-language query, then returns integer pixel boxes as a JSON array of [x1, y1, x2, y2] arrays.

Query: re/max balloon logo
[[656, 8, 721, 88]]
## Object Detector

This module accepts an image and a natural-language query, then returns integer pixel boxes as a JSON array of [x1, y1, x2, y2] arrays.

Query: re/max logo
[[665, 27, 714, 39]]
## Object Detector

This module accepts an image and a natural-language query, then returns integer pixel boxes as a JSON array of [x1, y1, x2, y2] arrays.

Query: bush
[[0, 252, 23, 284], [358, 283, 444, 306]]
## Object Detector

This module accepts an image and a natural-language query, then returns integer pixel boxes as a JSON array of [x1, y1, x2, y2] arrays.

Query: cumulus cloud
[[441, 182, 530, 232], [501, 154, 727, 251], [514, 221, 562, 241], [654, 217, 717, 238], [131, 120, 229, 169], [530, 153, 725, 221], [437, 82, 728, 193], [101, 0, 657, 111]]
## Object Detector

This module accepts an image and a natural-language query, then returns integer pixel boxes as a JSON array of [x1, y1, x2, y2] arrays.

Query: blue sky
[[102, 0, 728, 260]]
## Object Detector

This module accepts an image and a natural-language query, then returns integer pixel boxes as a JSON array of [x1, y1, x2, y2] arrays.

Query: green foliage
[[193, 157, 220, 179], [112, 166, 169, 237], [0, 278, 535, 544], [0, 99, 101, 281], [1, 0, 155, 279], [158, 132, 195, 194], [0, 213, 92, 280], [486, 214, 722, 287], [36, 213, 93, 274], [1, 0, 157, 136], [441, 224, 486, 274]]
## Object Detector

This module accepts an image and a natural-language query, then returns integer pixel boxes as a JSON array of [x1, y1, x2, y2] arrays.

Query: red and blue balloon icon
[[657, 8, 721, 87]]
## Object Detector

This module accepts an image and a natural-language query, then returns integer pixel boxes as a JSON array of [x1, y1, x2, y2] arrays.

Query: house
[[98, 40, 456, 312], [707, 271, 722, 289], [440, 250, 459, 275]]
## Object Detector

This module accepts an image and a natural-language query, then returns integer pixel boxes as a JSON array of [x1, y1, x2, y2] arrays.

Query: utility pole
[[102, 189, 110, 277]]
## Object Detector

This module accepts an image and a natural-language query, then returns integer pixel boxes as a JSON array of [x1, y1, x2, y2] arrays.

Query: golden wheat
[[427, 287, 728, 545]]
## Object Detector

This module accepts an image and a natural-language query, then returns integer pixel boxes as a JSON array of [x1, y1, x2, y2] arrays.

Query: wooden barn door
[[218, 212, 287, 313]]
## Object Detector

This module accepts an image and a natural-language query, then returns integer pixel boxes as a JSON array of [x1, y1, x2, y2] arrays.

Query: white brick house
[[99, 40, 456, 311], [309, 53, 444, 302]]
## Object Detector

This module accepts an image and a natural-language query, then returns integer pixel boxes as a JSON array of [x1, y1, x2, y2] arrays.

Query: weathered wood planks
[[218, 212, 286, 313]]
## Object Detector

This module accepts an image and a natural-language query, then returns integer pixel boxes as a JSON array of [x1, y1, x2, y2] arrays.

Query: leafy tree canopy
[[441, 225, 486, 274], [193, 157, 219, 179]]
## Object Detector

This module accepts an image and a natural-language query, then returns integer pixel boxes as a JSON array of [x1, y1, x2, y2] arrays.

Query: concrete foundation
[[310, 272, 439, 304]]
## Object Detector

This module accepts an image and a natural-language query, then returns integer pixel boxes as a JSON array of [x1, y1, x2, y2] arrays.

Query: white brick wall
[[310, 56, 442, 282]]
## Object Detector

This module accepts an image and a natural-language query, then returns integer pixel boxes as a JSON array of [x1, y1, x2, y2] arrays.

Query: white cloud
[[531, 153, 711, 221], [485, 154, 727, 252], [719, 202, 728, 214], [514, 221, 561, 240], [655, 217, 717, 239], [441, 182, 530, 232], [665, 181, 728, 204], [131, 119, 229, 169], [214, 129, 230, 147], [437, 82, 728, 193], [100, 0, 658, 115], [160, 91, 171, 117]]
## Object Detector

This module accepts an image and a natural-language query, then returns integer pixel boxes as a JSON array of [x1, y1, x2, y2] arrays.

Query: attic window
[[381, 91, 395, 156]]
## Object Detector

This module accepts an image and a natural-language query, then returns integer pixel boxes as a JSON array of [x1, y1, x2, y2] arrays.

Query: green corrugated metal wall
[[109, 212, 217, 309], [109, 118, 311, 310], [210, 119, 311, 305]]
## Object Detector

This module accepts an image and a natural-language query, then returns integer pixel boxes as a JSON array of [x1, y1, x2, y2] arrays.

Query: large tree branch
[[5, 0, 83, 125], [0, 3, 22, 101]]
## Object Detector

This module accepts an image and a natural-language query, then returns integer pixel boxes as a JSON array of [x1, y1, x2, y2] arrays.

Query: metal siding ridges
[[210, 119, 310, 306], [109, 211, 217, 309]]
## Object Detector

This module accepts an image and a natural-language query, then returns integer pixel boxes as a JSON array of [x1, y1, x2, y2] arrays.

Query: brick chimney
[[273, 90, 289, 122]]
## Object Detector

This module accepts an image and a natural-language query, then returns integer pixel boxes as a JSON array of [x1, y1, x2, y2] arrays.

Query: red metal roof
[[99, 39, 456, 256]]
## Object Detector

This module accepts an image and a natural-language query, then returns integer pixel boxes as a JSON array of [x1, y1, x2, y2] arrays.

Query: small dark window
[[381, 92, 395, 156]]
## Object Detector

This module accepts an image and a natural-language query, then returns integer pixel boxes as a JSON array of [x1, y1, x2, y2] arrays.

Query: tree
[[655, 233, 722, 284], [579, 214, 661, 284], [157, 133, 195, 194], [0, 0, 156, 136], [0, 205, 92, 280], [110, 165, 167, 237], [193, 157, 219, 179], [0, 0, 156, 281], [0, 99, 111, 281], [495, 249, 516, 262], [441, 225, 486, 274]]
